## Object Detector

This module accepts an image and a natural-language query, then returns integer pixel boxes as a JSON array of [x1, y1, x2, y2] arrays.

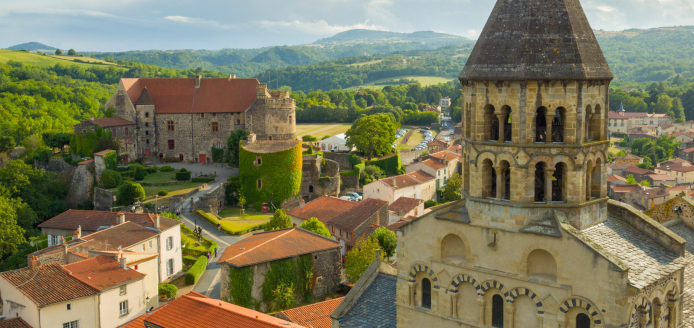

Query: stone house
[[217, 228, 342, 312], [74, 118, 137, 163], [426, 139, 448, 154], [363, 170, 436, 204], [606, 174, 627, 188], [606, 162, 632, 177], [672, 132, 694, 144], [623, 165, 653, 182], [287, 196, 356, 228], [406, 150, 461, 191], [671, 166, 694, 184], [33, 214, 182, 284], [301, 154, 340, 202], [388, 197, 424, 222], [0, 254, 156, 328], [646, 173, 676, 187], [609, 184, 642, 201], [626, 186, 671, 210], [678, 147, 694, 164], [89, 76, 295, 163], [613, 153, 643, 165]]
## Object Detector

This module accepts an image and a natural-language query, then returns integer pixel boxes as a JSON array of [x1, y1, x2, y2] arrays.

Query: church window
[[552, 108, 565, 143], [502, 106, 512, 142], [591, 158, 602, 199], [482, 159, 496, 198], [464, 104, 472, 138], [499, 160, 510, 200], [289, 115, 292, 123], [552, 162, 566, 202], [441, 234, 465, 262], [527, 249, 557, 282], [257, 179, 262, 189], [535, 107, 547, 143], [534, 162, 546, 202], [211, 122, 219, 132], [168, 140, 175, 150], [421, 278, 431, 309], [492, 294, 504, 327], [167, 121, 174, 131], [589, 105, 602, 141], [485, 105, 498, 141], [576, 313, 590, 328]]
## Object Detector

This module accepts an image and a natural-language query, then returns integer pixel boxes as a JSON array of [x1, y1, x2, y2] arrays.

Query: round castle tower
[[459, 0, 613, 230]]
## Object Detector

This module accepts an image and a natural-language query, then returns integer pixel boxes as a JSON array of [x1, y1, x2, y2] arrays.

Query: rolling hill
[[0, 49, 121, 69], [313, 29, 471, 46], [6, 42, 57, 52]]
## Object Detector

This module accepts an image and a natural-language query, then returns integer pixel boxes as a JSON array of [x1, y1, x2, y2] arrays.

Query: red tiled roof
[[672, 166, 694, 173], [77, 159, 94, 165], [217, 228, 339, 267], [38, 209, 179, 232], [607, 162, 632, 170], [642, 188, 669, 199], [647, 174, 675, 181], [655, 163, 684, 171], [682, 147, 694, 153], [0, 318, 32, 328], [389, 197, 423, 215], [429, 150, 461, 161], [387, 219, 411, 231], [379, 170, 435, 190], [623, 166, 652, 175], [328, 198, 387, 232], [90, 117, 135, 128], [63, 255, 145, 291], [121, 78, 259, 114], [94, 149, 116, 156], [287, 196, 356, 224], [611, 185, 641, 193], [119, 302, 171, 328], [0, 263, 98, 308], [122, 292, 303, 328], [280, 297, 344, 328], [420, 158, 447, 170], [608, 111, 648, 119], [607, 175, 627, 183], [615, 153, 643, 160]]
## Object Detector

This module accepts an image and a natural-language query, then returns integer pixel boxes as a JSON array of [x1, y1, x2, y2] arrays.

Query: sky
[[1, 0, 693, 52]]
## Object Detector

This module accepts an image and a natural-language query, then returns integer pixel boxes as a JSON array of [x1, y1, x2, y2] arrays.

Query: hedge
[[128, 163, 146, 171], [192, 177, 215, 183], [367, 153, 403, 176], [103, 151, 117, 170], [158, 190, 169, 196], [176, 171, 191, 181], [160, 166, 174, 172], [184, 256, 208, 285], [183, 255, 198, 266], [159, 283, 177, 298], [181, 224, 217, 256]]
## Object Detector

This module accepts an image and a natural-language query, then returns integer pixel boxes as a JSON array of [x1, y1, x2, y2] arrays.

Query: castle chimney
[[228, 74, 236, 80], [154, 215, 160, 229], [76, 225, 82, 239], [28, 256, 40, 269], [120, 256, 128, 269], [117, 212, 126, 225], [195, 75, 202, 89]]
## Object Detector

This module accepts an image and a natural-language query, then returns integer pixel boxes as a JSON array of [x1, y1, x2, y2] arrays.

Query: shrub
[[176, 170, 191, 181], [191, 177, 214, 183], [182, 255, 198, 266], [180, 168, 188, 172], [116, 167, 130, 172], [146, 166, 158, 173], [101, 169, 122, 188], [119, 169, 135, 178], [118, 182, 146, 205], [159, 283, 177, 298], [128, 163, 146, 171], [134, 168, 146, 181], [185, 256, 207, 285], [160, 166, 174, 172], [424, 200, 438, 208], [158, 190, 169, 196], [366, 153, 403, 176]]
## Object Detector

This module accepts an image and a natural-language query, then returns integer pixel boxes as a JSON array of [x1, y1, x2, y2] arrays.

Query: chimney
[[117, 212, 126, 225], [62, 243, 68, 261], [392, 178, 397, 188], [248, 133, 256, 143], [28, 255, 40, 269], [299, 199, 305, 209], [195, 75, 202, 89], [154, 215, 160, 229], [120, 256, 127, 269], [228, 74, 236, 80], [76, 225, 82, 239]]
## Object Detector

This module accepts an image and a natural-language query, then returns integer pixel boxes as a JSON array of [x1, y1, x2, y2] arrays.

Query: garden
[[195, 206, 272, 235]]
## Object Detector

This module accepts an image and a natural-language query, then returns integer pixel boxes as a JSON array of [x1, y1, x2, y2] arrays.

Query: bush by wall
[[134, 168, 146, 181], [103, 151, 117, 171], [183, 255, 198, 266], [119, 169, 135, 178], [158, 190, 169, 196], [192, 177, 215, 183], [128, 163, 146, 171], [117, 181, 145, 205], [239, 143, 302, 208], [367, 153, 403, 176], [184, 256, 207, 285], [260, 254, 314, 311], [158, 283, 177, 298], [228, 266, 254, 308], [160, 166, 174, 172], [101, 169, 122, 188], [195, 210, 265, 235], [176, 169, 191, 181]]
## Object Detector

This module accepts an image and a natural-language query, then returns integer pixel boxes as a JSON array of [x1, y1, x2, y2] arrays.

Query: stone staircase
[[143, 156, 162, 166]]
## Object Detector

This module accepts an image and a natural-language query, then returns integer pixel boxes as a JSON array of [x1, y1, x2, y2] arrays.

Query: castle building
[[395, 1, 689, 328], [77, 75, 295, 163]]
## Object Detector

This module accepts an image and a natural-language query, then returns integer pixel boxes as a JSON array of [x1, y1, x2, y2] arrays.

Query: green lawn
[[296, 123, 352, 140], [394, 126, 438, 151], [143, 182, 204, 204], [181, 225, 215, 255], [347, 76, 455, 90], [0, 49, 124, 69], [142, 171, 177, 183], [216, 207, 272, 234]]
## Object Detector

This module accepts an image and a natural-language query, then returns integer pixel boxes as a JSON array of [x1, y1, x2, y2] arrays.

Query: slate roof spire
[[460, 0, 613, 82]]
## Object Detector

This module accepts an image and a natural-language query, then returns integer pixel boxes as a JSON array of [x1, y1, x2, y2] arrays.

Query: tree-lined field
[[0, 50, 121, 69]]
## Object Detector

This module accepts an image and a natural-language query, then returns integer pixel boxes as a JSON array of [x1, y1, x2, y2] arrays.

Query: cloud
[[0, 7, 121, 19], [463, 29, 481, 39], [258, 19, 386, 35], [163, 15, 240, 30]]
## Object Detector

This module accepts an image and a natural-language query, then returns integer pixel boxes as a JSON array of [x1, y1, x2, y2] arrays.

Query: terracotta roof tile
[[611, 185, 641, 193], [682, 147, 694, 153], [90, 117, 135, 128], [280, 297, 344, 328], [77, 159, 94, 165], [420, 159, 447, 170], [94, 149, 116, 156], [38, 209, 179, 232], [623, 166, 652, 175], [647, 174, 675, 181], [287, 196, 356, 224], [387, 219, 411, 231], [0, 263, 98, 307], [672, 166, 694, 173], [122, 292, 303, 328], [429, 150, 461, 161], [389, 197, 423, 215], [63, 255, 145, 291], [217, 228, 339, 267], [0, 318, 32, 328], [328, 198, 387, 232], [615, 153, 643, 160], [642, 188, 669, 199], [119, 302, 171, 328], [607, 162, 633, 170], [379, 170, 435, 190], [607, 175, 627, 183], [122, 78, 259, 114]]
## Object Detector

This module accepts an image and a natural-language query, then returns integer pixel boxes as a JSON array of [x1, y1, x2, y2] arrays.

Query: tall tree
[[266, 209, 292, 231], [370, 227, 397, 259], [299, 217, 331, 238], [67, 49, 77, 56], [345, 114, 397, 160], [0, 195, 27, 257], [54, 49, 62, 55], [344, 236, 384, 283]]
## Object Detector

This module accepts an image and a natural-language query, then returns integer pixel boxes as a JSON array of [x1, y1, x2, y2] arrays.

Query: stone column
[[668, 301, 676, 328], [409, 283, 416, 306], [654, 304, 661, 328], [585, 113, 593, 142], [450, 293, 459, 318], [505, 303, 515, 328], [478, 298, 486, 325], [494, 165, 504, 200], [546, 114, 555, 144], [496, 114, 507, 142], [638, 308, 648, 328], [544, 168, 555, 203], [536, 314, 544, 328], [585, 168, 592, 201]]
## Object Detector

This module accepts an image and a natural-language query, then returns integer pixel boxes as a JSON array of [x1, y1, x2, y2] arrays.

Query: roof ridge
[[184, 294, 294, 328], [224, 229, 295, 263]]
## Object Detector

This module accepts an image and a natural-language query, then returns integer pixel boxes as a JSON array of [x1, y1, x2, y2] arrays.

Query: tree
[[0, 136, 16, 152], [0, 195, 27, 257], [67, 49, 76, 56], [626, 174, 638, 185], [118, 181, 145, 205], [370, 227, 397, 259], [43, 132, 71, 152], [302, 135, 317, 142], [636, 157, 653, 170], [641, 180, 651, 187], [0, 160, 66, 223], [134, 168, 145, 181], [101, 169, 122, 188], [346, 114, 397, 160], [225, 130, 249, 167], [344, 236, 384, 283], [225, 176, 241, 206], [266, 209, 292, 231], [299, 217, 331, 238], [443, 173, 462, 202], [55, 49, 62, 55]]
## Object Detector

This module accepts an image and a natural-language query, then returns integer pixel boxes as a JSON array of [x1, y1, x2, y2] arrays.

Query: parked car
[[339, 196, 355, 201], [346, 192, 362, 201]]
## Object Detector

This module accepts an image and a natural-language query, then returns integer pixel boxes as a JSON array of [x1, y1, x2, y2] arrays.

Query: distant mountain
[[6, 42, 57, 51], [313, 29, 471, 45]]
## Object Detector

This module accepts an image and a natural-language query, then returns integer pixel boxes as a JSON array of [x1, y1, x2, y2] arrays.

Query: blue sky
[[1, 0, 693, 52]]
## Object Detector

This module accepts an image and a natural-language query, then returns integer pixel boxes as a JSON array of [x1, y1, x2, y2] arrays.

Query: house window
[[211, 122, 219, 132], [237, 119, 241, 125], [168, 140, 175, 150], [149, 241, 152, 248], [142, 244, 145, 251], [212, 113, 216, 117], [146, 139, 150, 144], [145, 112, 149, 118], [119, 286, 126, 296], [167, 121, 174, 131], [134, 265, 138, 270], [167, 259, 174, 276], [257, 179, 262, 188], [145, 130, 149, 135], [62, 321, 79, 328], [145, 122, 149, 127], [112, 128, 117, 136], [166, 236, 173, 251], [200, 113, 205, 118], [67, 303, 71, 310], [119, 300, 128, 316], [125, 128, 128, 135]]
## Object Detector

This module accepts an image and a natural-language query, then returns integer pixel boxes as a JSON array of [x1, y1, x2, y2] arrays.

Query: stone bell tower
[[458, 0, 613, 230]]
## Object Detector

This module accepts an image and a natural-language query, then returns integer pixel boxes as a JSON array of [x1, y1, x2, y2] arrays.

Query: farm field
[[346, 59, 383, 67], [296, 123, 352, 140], [347, 76, 455, 90], [0, 49, 123, 69]]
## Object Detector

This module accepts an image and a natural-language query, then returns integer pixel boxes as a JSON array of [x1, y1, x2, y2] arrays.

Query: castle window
[[421, 278, 431, 309], [309, 185, 314, 193], [146, 139, 149, 144], [552, 162, 566, 202], [145, 112, 149, 118], [441, 234, 465, 262], [145, 122, 149, 127], [200, 113, 205, 118], [527, 249, 557, 282], [257, 179, 262, 189], [576, 313, 590, 328], [256, 156, 262, 165], [168, 140, 175, 150], [535, 107, 547, 143], [268, 136, 273, 141], [145, 130, 149, 135], [534, 162, 546, 202], [211, 122, 219, 132], [179, 154, 184, 162], [492, 294, 504, 327], [167, 121, 174, 131], [552, 108, 565, 143]]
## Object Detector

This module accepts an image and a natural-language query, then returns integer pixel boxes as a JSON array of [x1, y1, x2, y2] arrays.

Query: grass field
[[142, 182, 204, 204], [181, 226, 215, 255], [141, 171, 177, 184], [296, 123, 352, 140], [347, 76, 455, 90], [609, 137, 627, 155], [346, 59, 383, 67], [213, 207, 271, 234], [0, 49, 123, 69]]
